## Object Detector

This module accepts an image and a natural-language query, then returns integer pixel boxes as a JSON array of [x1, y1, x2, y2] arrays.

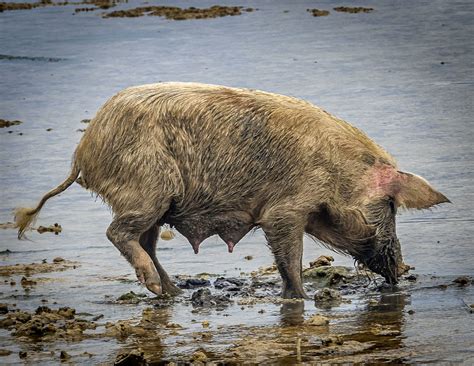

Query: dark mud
[[0, 258, 78, 276], [0, 0, 70, 13], [307, 8, 330, 17], [0, 0, 117, 13], [103, 5, 255, 20], [0, 54, 64, 62], [333, 6, 374, 14], [0, 119, 22, 128]]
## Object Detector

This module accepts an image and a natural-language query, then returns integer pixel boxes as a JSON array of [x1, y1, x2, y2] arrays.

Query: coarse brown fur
[[14, 82, 450, 298]]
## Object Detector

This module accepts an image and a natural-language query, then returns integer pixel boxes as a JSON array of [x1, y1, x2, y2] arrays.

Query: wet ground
[[1, 0, 473, 364]]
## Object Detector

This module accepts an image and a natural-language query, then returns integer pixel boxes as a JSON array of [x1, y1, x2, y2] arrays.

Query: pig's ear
[[396, 171, 450, 209]]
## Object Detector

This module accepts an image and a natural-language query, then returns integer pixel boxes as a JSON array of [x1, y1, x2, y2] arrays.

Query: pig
[[14, 82, 450, 298]]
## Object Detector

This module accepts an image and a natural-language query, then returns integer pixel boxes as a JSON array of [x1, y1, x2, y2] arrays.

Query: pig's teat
[[226, 241, 235, 253], [191, 239, 201, 254]]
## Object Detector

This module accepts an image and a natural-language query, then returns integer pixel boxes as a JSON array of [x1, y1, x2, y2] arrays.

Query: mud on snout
[[358, 237, 402, 285]]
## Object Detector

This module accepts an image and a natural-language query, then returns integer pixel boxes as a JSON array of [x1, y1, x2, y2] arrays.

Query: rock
[[19, 351, 27, 359], [20, 277, 36, 287], [0, 349, 12, 356], [309, 255, 334, 268], [321, 335, 344, 346], [0, 303, 8, 314], [114, 349, 146, 365], [303, 265, 354, 286], [251, 264, 277, 277], [35, 306, 52, 314], [398, 262, 412, 275], [57, 307, 75, 319], [60, 350, 71, 360], [177, 278, 211, 289], [453, 276, 471, 286], [191, 288, 232, 307], [13, 311, 32, 323], [314, 288, 342, 307], [53, 257, 65, 263], [305, 314, 329, 326], [117, 291, 147, 303], [214, 277, 245, 290], [105, 320, 147, 338], [192, 350, 208, 362], [92, 314, 104, 321], [405, 274, 417, 282], [244, 255, 253, 260], [0, 318, 15, 328]]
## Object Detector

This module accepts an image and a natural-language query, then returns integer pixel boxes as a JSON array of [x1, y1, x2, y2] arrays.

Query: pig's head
[[306, 163, 450, 285]]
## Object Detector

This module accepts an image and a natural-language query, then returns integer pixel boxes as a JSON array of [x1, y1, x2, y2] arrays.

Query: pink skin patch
[[368, 164, 402, 198], [226, 241, 235, 253]]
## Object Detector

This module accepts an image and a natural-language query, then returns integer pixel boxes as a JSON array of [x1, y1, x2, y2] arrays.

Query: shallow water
[[0, 0, 473, 364]]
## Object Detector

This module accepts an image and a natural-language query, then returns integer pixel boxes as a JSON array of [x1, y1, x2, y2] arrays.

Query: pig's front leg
[[262, 218, 307, 299]]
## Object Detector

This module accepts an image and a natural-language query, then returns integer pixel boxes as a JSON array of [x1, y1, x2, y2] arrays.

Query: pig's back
[[75, 83, 393, 212]]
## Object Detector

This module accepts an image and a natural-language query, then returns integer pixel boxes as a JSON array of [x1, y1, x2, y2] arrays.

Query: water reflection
[[349, 289, 408, 354], [280, 301, 305, 326]]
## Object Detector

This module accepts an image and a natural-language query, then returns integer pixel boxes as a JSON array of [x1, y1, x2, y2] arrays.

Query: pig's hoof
[[162, 282, 182, 296], [146, 282, 163, 295], [136, 267, 162, 295], [145, 272, 162, 295]]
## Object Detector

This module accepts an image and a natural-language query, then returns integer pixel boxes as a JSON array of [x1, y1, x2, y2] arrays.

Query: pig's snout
[[362, 239, 401, 285]]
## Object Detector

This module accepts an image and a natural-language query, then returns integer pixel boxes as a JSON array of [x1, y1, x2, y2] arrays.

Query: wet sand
[[1, 0, 473, 364]]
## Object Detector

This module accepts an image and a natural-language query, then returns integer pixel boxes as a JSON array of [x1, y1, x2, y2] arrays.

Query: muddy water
[[0, 0, 473, 364]]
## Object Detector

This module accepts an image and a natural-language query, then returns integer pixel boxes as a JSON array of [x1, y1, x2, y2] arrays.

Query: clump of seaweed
[[307, 8, 330, 17], [103, 5, 255, 20], [333, 6, 374, 14]]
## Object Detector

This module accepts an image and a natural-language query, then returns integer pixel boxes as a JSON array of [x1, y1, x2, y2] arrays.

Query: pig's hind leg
[[106, 207, 168, 295], [139, 225, 182, 296], [262, 216, 307, 299]]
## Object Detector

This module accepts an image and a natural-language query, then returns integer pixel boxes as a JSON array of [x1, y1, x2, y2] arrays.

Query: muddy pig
[[14, 82, 450, 298]]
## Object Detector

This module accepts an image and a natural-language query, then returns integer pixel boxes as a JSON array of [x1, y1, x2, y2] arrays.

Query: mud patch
[[0, 0, 119, 13], [307, 8, 330, 17], [191, 288, 232, 308], [103, 5, 255, 20], [0, 1, 71, 13], [0, 221, 62, 235], [0, 119, 22, 128], [0, 306, 96, 341], [314, 288, 343, 308], [303, 265, 356, 287], [0, 258, 79, 276], [333, 6, 374, 14], [0, 54, 64, 62]]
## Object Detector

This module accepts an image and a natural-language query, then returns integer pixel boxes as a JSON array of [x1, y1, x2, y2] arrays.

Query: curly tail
[[15, 162, 81, 239]]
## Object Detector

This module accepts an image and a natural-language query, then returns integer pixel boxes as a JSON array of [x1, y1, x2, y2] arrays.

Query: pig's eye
[[388, 198, 396, 214]]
